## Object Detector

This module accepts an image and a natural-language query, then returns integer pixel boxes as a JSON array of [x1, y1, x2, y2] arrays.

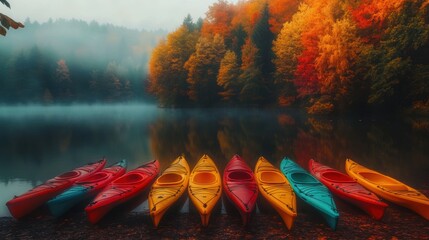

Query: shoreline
[[1, 197, 429, 240]]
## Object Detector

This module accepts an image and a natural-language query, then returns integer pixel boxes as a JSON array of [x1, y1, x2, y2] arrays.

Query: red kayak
[[85, 160, 160, 224], [6, 159, 106, 219], [223, 155, 258, 226], [309, 159, 388, 220], [46, 159, 127, 217]]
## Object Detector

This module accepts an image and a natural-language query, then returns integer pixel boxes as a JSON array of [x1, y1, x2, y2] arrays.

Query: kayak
[[255, 156, 297, 230], [6, 159, 106, 219], [85, 160, 160, 224], [280, 157, 339, 230], [223, 155, 258, 226], [188, 154, 222, 226], [309, 159, 387, 220], [345, 159, 429, 220], [149, 156, 190, 227], [47, 159, 127, 217]]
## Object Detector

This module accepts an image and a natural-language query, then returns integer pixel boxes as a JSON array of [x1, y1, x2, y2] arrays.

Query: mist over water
[[1, 104, 429, 217], [0, 103, 157, 121]]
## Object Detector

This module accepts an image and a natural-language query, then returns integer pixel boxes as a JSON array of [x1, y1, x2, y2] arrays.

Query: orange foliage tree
[[201, 0, 236, 43], [351, 0, 406, 43], [185, 35, 226, 105], [294, 0, 334, 100], [268, 0, 300, 34], [273, 3, 313, 105], [148, 23, 199, 107], [148, 0, 429, 113]]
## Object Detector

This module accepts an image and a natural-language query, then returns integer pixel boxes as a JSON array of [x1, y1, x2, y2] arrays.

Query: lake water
[[1, 104, 429, 217]]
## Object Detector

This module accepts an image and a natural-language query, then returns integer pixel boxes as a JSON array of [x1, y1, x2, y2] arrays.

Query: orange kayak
[[6, 159, 106, 219], [309, 159, 387, 220], [256, 157, 297, 230], [149, 156, 190, 227], [346, 159, 429, 220], [188, 155, 222, 226]]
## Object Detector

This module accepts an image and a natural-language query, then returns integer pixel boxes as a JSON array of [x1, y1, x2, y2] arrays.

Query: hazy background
[[0, 19, 166, 104], [0, 0, 243, 104], [2, 0, 240, 31]]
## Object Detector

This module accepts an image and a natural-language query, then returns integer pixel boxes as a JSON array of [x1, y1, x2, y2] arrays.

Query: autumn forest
[[1, 0, 428, 115], [148, 0, 429, 114]]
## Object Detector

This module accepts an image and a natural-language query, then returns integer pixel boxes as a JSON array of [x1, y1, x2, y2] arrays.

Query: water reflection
[[0, 105, 428, 217]]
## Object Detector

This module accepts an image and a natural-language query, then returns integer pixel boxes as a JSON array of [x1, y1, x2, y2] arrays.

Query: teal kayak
[[280, 157, 339, 230], [47, 159, 127, 217]]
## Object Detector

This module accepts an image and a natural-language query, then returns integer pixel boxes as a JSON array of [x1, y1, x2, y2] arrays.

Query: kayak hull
[[149, 156, 190, 228], [188, 154, 222, 226], [281, 158, 339, 230], [47, 186, 90, 217], [47, 160, 127, 217], [345, 159, 429, 220], [85, 160, 160, 224], [309, 159, 387, 220], [223, 155, 258, 226], [6, 159, 106, 219], [255, 157, 297, 230]]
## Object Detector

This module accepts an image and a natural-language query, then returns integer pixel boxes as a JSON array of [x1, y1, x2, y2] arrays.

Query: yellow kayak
[[188, 154, 222, 226], [346, 159, 429, 220], [255, 157, 297, 229], [148, 156, 190, 227]]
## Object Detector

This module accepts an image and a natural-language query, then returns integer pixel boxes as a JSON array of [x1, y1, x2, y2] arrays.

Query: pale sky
[[1, 0, 239, 31]]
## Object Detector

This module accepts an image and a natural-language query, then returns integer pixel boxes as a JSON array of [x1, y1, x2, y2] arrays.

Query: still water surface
[[1, 104, 428, 217]]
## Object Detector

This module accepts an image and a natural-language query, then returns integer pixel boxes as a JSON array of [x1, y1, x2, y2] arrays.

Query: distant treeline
[[148, 0, 429, 114], [0, 19, 166, 104]]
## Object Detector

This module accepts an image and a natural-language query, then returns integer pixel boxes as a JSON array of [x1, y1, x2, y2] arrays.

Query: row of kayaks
[[6, 156, 429, 230]]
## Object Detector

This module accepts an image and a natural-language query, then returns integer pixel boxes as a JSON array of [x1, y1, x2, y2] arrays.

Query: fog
[[0, 19, 166, 104], [2, 0, 240, 31], [0, 1, 244, 105], [0, 103, 158, 121]]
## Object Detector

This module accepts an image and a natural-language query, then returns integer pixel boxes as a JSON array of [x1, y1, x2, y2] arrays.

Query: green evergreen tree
[[251, 3, 275, 83], [238, 40, 269, 105], [183, 14, 195, 32], [230, 24, 247, 65], [365, 1, 428, 111]]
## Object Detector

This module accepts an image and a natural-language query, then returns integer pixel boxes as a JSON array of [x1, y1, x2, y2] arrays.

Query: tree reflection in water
[[0, 106, 428, 188]]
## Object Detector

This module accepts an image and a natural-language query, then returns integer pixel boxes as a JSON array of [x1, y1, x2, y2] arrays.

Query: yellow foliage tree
[[148, 25, 199, 106], [315, 14, 363, 108], [217, 50, 241, 101]]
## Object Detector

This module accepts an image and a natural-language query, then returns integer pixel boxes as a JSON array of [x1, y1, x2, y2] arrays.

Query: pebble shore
[[1, 193, 429, 239]]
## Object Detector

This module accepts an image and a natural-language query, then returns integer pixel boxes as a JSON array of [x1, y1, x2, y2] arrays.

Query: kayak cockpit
[[321, 171, 355, 183], [157, 173, 184, 185], [260, 171, 285, 184], [228, 171, 253, 182], [359, 172, 398, 184], [114, 173, 144, 184], [290, 172, 318, 184], [77, 172, 109, 184], [193, 172, 216, 184], [56, 171, 81, 179]]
